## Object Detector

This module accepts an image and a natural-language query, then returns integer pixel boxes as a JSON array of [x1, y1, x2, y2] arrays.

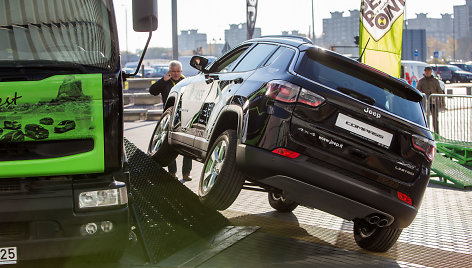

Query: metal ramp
[[430, 153, 472, 189], [434, 133, 472, 166], [124, 138, 244, 264]]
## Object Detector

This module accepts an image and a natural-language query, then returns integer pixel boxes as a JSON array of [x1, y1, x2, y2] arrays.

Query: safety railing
[[426, 94, 472, 142]]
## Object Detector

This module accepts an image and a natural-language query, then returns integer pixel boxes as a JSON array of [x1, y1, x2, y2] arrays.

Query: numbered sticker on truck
[[0, 247, 17, 265]]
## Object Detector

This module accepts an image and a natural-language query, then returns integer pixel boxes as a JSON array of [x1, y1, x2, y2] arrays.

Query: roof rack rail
[[258, 35, 313, 44]]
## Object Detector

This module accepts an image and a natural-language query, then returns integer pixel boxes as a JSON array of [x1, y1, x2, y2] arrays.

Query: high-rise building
[[178, 30, 207, 53], [224, 23, 261, 49], [406, 13, 453, 43], [321, 10, 360, 48], [453, 0, 472, 39]]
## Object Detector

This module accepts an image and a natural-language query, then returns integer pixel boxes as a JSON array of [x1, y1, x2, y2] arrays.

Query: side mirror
[[132, 0, 158, 32], [190, 56, 209, 73]]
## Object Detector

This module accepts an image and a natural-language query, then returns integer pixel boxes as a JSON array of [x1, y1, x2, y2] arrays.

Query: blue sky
[[114, 0, 467, 51]]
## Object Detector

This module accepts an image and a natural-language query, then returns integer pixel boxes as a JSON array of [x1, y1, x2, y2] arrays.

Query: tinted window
[[264, 46, 296, 68], [233, 44, 278, 72], [211, 45, 251, 73], [296, 51, 426, 126]]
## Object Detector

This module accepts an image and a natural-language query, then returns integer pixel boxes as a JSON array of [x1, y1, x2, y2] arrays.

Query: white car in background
[[401, 60, 445, 92]]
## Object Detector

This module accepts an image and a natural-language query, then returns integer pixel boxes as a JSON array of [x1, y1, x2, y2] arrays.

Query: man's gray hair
[[169, 60, 182, 70]]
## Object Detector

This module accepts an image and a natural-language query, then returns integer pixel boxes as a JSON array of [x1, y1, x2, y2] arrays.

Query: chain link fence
[[426, 94, 472, 142]]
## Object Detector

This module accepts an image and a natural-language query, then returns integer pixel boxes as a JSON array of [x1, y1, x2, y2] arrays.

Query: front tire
[[199, 130, 245, 210], [353, 220, 402, 252], [148, 107, 178, 167], [268, 192, 298, 213]]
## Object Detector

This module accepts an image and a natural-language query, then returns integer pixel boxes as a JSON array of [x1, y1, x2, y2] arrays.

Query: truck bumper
[[0, 173, 129, 261]]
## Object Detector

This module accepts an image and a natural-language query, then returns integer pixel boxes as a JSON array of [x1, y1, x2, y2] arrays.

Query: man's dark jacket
[[149, 76, 184, 104]]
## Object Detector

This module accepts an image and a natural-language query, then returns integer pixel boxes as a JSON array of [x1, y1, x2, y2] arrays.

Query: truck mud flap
[[124, 139, 229, 263]]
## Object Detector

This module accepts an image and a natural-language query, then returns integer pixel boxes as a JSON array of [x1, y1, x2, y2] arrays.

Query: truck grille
[[0, 222, 28, 241], [0, 179, 24, 193]]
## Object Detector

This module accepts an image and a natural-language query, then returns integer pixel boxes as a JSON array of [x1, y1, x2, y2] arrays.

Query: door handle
[[205, 74, 219, 80], [233, 77, 244, 84]]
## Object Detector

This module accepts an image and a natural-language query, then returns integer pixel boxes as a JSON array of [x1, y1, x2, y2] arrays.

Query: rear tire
[[353, 220, 402, 252], [268, 192, 298, 213], [199, 130, 245, 210], [148, 107, 178, 167]]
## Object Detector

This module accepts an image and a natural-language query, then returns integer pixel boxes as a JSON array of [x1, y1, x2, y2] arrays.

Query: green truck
[[0, 0, 156, 263]]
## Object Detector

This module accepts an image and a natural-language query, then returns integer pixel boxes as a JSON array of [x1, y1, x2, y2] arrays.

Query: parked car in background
[[432, 64, 472, 83], [449, 62, 472, 73], [401, 60, 445, 92], [151, 64, 169, 77], [149, 36, 435, 253]]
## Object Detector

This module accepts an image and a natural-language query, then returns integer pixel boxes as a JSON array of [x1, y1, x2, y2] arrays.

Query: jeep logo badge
[[364, 107, 381, 119]]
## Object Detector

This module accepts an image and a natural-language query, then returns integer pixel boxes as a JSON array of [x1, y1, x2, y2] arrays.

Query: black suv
[[148, 36, 435, 252]]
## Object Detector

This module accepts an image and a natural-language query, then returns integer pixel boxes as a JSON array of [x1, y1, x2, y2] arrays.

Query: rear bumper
[[236, 144, 419, 229], [0, 173, 129, 261]]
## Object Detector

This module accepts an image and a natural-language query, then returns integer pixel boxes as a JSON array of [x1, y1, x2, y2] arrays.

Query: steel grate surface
[[124, 138, 229, 263]]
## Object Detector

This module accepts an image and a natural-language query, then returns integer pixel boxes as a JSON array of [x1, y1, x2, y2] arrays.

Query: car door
[[193, 43, 280, 150], [178, 44, 253, 148]]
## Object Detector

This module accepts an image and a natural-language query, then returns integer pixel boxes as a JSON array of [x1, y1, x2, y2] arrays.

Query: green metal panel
[[0, 74, 104, 178], [430, 153, 472, 189]]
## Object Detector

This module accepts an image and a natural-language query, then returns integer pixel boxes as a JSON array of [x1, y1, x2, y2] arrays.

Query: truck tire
[[268, 192, 299, 213], [353, 220, 402, 252], [199, 130, 245, 210], [148, 107, 178, 167]]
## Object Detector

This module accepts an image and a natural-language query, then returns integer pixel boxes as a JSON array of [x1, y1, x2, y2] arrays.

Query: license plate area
[[0, 247, 17, 265], [335, 113, 393, 148]]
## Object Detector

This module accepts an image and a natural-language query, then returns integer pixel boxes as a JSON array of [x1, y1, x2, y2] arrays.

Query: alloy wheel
[[151, 114, 170, 154], [201, 139, 228, 195]]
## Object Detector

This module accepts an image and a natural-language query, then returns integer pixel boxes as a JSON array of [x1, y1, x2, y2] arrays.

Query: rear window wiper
[[337, 87, 375, 105]]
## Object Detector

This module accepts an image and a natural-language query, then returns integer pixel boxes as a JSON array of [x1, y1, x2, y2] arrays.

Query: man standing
[[149, 61, 193, 181], [417, 66, 443, 133]]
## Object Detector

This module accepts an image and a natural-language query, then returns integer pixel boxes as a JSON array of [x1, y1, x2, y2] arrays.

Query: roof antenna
[[358, 38, 371, 62]]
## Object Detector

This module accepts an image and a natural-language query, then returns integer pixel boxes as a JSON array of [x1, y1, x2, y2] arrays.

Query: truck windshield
[[0, 0, 116, 70]]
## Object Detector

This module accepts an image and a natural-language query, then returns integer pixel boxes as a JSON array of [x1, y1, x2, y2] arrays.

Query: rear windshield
[[295, 51, 426, 126]]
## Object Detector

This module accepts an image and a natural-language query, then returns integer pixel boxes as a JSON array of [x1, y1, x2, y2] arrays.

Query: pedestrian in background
[[149, 60, 193, 181], [417, 66, 443, 134]]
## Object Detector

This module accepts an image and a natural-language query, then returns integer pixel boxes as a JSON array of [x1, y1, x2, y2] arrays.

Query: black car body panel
[[162, 36, 434, 229]]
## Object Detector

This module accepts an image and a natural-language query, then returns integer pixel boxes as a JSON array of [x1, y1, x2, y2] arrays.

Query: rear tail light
[[412, 134, 436, 162], [266, 80, 299, 103], [298, 88, 325, 107], [266, 80, 325, 107], [272, 148, 300, 159]]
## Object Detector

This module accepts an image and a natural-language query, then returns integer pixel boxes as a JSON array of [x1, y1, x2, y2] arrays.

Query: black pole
[[311, 0, 315, 44], [172, 0, 178, 60]]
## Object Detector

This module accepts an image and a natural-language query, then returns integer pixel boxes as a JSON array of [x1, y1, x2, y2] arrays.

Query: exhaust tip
[[378, 218, 389, 227], [367, 215, 380, 225]]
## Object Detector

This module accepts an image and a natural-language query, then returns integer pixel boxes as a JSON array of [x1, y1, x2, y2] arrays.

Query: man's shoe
[[170, 173, 178, 180], [183, 174, 192, 181]]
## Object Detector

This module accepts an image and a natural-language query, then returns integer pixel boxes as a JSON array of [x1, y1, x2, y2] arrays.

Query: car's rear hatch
[[289, 48, 433, 184]]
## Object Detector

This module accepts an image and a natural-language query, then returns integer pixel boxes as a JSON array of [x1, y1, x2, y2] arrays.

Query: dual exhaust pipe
[[366, 214, 391, 228]]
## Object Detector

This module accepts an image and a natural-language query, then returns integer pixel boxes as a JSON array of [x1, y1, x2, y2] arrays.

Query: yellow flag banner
[[359, 0, 405, 77]]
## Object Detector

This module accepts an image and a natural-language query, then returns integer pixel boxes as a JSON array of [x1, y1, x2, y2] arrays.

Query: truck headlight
[[79, 187, 128, 209]]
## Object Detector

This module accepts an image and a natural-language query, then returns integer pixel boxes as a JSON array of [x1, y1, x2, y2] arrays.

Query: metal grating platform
[[124, 139, 229, 264], [431, 153, 472, 188]]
